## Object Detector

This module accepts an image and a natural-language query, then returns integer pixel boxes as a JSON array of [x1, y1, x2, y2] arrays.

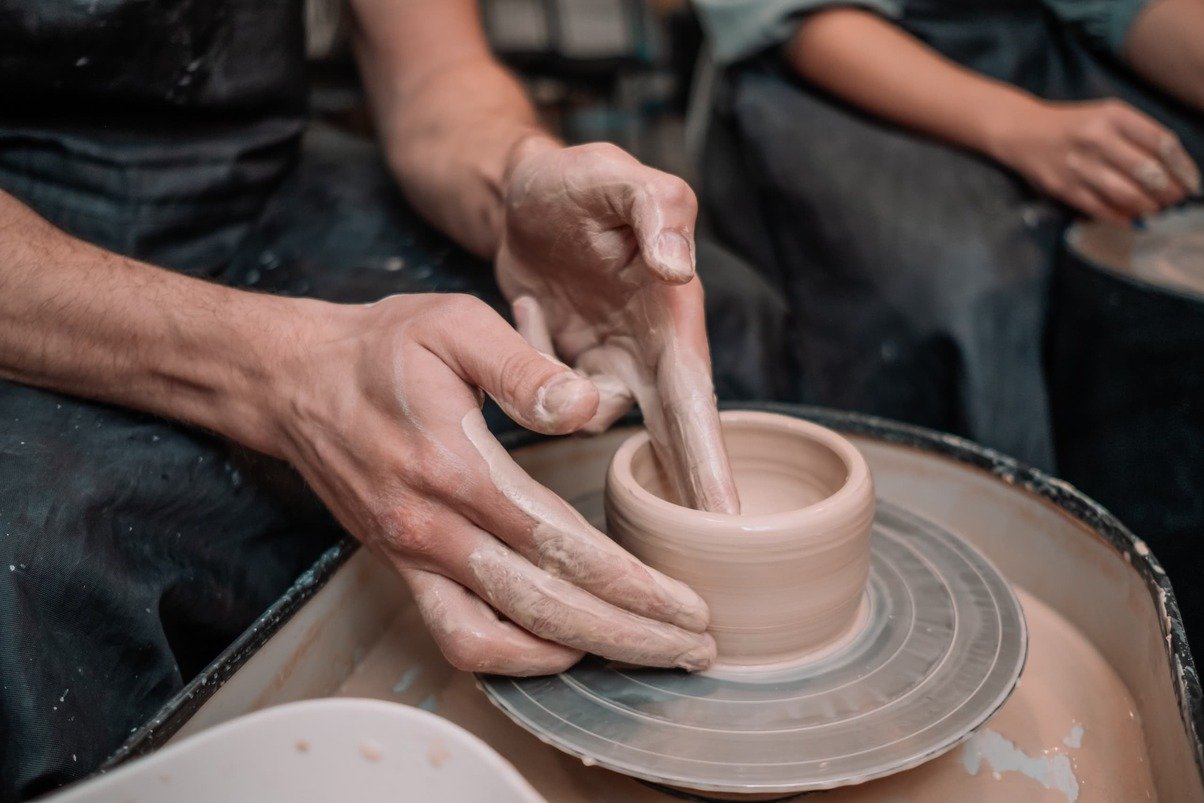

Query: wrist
[[977, 89, 1047, 168], [189, 291, 350, 461], [502, 130, 562, 190]]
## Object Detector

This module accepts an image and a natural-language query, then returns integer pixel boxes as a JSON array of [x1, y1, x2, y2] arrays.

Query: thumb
[[428, 299, 599, 434], [625, 173, 699, 285]]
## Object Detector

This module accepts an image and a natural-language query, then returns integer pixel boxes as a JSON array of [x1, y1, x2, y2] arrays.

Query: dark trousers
[[0, 124, 792, 800]]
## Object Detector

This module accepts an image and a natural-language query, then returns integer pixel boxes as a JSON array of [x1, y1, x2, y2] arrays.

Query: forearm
[[371, 57, 557, 259], [787, 8, 1038, 160], [1124, 0, 1204, 113], [350, 0, 559, 260], [0, 192, 313, 456]]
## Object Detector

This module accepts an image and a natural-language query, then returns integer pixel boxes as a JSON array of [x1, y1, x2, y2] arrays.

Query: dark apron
[[701, 0, 1204, 473], [0, 6, 794, 798]]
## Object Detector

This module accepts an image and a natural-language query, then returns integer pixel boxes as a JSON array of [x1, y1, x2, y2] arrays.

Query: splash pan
[[479, 498, 1026, 795]]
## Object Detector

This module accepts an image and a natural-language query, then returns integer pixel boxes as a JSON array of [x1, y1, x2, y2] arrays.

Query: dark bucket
[[1048, 207, 1204, 645]]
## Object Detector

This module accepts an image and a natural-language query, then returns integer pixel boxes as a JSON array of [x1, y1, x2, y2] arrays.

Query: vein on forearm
[[378, 56, 545, 259], [349, 0, 557, 261], [0, 191, 300, 454]]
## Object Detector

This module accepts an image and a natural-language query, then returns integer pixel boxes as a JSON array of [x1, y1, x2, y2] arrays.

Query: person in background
[[0, 1, 792, 798], [694, 0, 1203, 470]]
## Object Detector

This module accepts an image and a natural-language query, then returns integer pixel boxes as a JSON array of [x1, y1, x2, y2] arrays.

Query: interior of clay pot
[[629, 417, 850, 514]]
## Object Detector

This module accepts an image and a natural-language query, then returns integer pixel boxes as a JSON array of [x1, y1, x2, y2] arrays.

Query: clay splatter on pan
[[358, 739, 383, 762]]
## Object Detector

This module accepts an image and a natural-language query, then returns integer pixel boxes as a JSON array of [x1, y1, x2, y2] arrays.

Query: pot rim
[[607, 410, 872, 534]]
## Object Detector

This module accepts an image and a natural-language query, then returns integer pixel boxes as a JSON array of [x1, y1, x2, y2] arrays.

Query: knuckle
[[1045, 174, 1071, 197], [497, 348, 552, 402], [432, 293, 491, 323], [411, 443, 470, 498], [652, 175, 697, 209], [383, 502, 442, 557], [522, 592, 567, 639], [1077, 122, 1109, 149], [584, 141, 626, 159]]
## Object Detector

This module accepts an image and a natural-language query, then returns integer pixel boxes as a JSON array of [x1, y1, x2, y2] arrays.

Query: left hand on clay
[[496, 140, 740, 514]]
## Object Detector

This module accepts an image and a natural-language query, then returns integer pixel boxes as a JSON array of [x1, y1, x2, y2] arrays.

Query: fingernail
[[676, 636, 717, 672], [654, 231, 695, 282], [535, 372, 595, 425]]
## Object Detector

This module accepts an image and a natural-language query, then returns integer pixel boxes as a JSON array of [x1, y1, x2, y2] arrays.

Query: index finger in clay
[[459, 410, 710, 633], [466, 538, 717, 671], [645, 348, 740, 515]]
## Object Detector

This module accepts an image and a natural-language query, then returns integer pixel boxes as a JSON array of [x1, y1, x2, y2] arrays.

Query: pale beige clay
[[335, 588, 1154, 802], [604, 411, 874, 666]]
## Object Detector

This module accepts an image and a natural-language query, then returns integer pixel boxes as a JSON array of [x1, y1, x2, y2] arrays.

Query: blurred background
[[306, 0, 700, 179]]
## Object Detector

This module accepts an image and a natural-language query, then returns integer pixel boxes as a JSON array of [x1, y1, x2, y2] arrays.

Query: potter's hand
[[278, 294, 715, 676], [496, 139, 740, 514], [991, 99, 1201, 223]]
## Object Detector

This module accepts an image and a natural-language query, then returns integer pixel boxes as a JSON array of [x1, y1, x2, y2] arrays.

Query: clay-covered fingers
[[1110, 104, 1201, 197], [627, 175, 699, 285], [398, 474, 716, 669], [577, 144, 698, 285], [1091, 132, 1184, 208], [577, 371, 634, 434], [511, 297, 637, 434], [511, 295, 557, 356], [572, 350, 636, 434], [1063, 185, 1131, 225], [402, 567, 584, 676], [424, 295, 598, 435], [458, 410, 711, 634], [463, 538, 716, 670], [1070, 156, 1161, 220], [652, 351, 740, 515]]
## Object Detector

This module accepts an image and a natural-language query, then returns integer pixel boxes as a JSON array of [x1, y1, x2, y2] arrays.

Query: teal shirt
[[693, 0, 1147, 64], [1042, 0, 1150, 55], [693, 0, 902, 64]]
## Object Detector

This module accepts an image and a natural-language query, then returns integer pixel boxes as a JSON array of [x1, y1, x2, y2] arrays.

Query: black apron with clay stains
[[700, 0, 1204, 471], [0, 0, 308, 273], [0, 4, 322, 800]]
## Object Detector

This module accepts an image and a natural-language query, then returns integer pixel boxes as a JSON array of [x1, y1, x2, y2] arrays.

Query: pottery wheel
[[479, 497, 1027, 796]]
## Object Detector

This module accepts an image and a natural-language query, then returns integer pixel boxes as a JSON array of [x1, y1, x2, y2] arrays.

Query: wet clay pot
[[604, 410, 875, 666]]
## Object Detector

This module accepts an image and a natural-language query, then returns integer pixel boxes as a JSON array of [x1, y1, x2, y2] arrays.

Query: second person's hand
[[989, 97, 1200, 223]]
